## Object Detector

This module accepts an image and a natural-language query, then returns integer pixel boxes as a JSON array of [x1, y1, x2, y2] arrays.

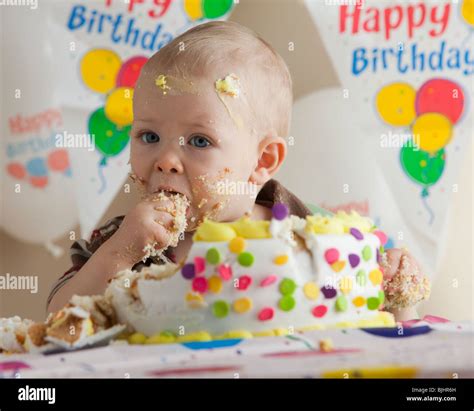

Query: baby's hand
[[380, 248, 431, 320], [109, 194, 178, 264]]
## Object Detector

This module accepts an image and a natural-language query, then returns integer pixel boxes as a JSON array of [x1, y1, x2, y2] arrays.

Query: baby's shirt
[[47, 179, 312, 308]]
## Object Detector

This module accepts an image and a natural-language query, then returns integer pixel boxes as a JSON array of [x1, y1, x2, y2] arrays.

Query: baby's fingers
[[381, 248, 402, 280]]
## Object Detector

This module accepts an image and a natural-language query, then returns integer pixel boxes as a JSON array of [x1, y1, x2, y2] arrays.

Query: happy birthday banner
[[305, 0, 473, 273]]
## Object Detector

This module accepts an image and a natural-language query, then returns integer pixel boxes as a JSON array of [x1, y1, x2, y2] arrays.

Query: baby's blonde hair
[[146, 21, 293, 138]]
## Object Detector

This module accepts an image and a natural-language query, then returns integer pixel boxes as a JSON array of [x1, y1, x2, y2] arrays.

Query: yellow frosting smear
[[230, 217, 271, 239], [193, 219, 237, 242], [194, 217, 270, 242], [306, 211, 374, 234], [127, 313, 396, 345], [215, 73, 240, 97]]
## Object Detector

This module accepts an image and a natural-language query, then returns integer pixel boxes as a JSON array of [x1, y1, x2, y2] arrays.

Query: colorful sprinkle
[[272, 203, 289, 220], [356, 269, 366, 286], [229, 236, 246, 254], [312, 305, 328, 318], [236, 275, 252, 291], [352, 296, 366, 307], [279, 295, 296, 311], [273, 254, 289, 265], [260, 274, 278, 287], [321, 285, 337, 299], [378, 290, 385, 305], [206, 247, 221, 264], [181, 263, 195, 280], [238, 251, 254, 267], [367, 297, 381, 310], [335, 295, 348, 312], [208, 276, 223, 294], [217, 264, 233, 281], [339, 277, 353, 295], [331, 260, 346, 272], [324, 248, 339, 264], [212, 300, 230, 318], [233, 297, 253, 313], [128, 333, 147, 344], [185, 292, 205, 308], [258, 307, 274, 321], [373, 230, 388, 246], [194, 257, 206, 275], [350, 227, 364, 240], [303, 282, 319, 300], [369, 269, 383, 286], [362, 245, 372, 261], [176, 331, 212, 343], [348, 253, 360, 268], [192, 277, 208, 294], [279, 278, 297, 295]]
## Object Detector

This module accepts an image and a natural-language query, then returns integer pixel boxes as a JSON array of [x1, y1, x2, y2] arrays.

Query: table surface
[[1, 316, 473, 378]]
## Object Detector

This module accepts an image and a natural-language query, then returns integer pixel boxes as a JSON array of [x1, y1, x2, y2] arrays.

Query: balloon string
[[97, 159, 107, 195], [421, 192, 434, 225]]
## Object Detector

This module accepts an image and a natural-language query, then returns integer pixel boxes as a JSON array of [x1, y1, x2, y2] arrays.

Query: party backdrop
[[304, 0, 473, 274], [2, 0, 234, 252]]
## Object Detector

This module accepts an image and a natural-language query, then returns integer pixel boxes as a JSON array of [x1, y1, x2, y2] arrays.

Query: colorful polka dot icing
[[106, 208, 395, 337]]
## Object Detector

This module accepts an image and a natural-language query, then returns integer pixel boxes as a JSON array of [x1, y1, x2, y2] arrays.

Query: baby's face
[[130, 71, 260, 230]]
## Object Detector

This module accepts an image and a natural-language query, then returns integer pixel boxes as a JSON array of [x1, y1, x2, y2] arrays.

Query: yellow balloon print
[[412, 113, 453, 153], [462, 0, 474, 27], [376, 82, 416, 127], [104, 87, 134, 127], [80, 49, 121, 94], [184, 0, 203, 20]]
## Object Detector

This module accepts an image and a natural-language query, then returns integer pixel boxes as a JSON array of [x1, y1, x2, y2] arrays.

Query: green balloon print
[[400, 140, 445, 191], [203, 0, 233, 19], [88, 107, 130, 161]]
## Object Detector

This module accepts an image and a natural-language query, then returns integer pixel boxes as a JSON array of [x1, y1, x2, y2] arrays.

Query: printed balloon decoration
[[461, 0, 474, 28], [5, 149, 72, 189], [80, 49, 148, 193], [184, 0, 233, 21], [376, 78, 466, 224]]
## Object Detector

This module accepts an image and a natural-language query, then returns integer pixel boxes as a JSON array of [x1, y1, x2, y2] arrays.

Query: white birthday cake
[[105, 205, 395, 342]]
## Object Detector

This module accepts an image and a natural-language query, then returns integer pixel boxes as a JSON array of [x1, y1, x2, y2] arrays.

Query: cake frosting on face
[[106, 206, 395, 340]]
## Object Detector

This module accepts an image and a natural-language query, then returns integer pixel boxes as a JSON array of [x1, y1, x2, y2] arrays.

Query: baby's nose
[[155, 156, 183, 174]]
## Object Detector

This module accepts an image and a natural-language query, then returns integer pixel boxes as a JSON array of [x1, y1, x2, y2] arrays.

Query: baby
[[48, 21, 429, 322]]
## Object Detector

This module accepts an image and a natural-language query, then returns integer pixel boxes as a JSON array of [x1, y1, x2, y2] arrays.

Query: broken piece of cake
[[142, 191, 189, 263]]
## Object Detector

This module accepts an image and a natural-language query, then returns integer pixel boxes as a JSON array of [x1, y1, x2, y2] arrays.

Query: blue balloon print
[[26, 157, 48, 177]]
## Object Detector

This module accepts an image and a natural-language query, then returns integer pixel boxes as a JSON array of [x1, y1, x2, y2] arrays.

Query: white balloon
[[1, 5, 78, 247], [279, 88, 433, 275]]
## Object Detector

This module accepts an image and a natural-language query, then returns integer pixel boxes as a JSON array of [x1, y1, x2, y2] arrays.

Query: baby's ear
[[250, 135, 287, 185]]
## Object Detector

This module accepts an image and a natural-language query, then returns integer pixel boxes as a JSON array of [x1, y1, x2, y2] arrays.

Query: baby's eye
[[189, 135, 211, 148], [141, 132, 160, 144]]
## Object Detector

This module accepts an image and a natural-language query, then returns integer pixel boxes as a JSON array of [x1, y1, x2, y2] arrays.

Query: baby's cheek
[[190, 180, 230, 223]]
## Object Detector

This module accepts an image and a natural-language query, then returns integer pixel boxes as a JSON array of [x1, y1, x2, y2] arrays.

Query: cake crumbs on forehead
[[215, 73, 241, 98], [155, 74, 170, 94]]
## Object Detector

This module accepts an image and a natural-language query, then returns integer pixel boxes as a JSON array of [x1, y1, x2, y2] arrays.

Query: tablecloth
[[1, 317, 472, 378]]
